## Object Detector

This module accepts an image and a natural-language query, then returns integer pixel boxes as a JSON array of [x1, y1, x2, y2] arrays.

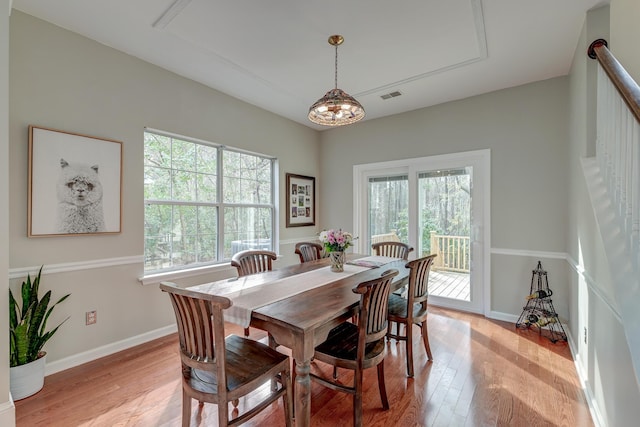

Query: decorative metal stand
[[516, 261, 567, 343]]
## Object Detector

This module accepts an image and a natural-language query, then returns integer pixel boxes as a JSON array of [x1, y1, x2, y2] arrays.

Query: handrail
[[588, 39, 640, 124]]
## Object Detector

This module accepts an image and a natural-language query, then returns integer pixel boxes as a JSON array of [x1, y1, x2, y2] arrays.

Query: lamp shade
[[308, 88, 365, 126]]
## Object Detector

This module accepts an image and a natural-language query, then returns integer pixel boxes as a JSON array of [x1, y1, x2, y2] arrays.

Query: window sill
[[138, 263, 235, 286]]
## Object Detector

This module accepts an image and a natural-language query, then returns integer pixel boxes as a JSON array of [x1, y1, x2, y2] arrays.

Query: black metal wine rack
[[516, 261, 567, 343]]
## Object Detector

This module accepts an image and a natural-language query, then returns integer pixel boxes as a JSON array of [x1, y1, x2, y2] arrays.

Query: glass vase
[[329, 251, 345, 272]]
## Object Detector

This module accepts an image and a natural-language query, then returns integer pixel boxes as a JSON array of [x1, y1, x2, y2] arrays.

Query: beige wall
[[8, 11, 319, 368], [1, 1, 14, 425], [610, 0, 640, 83], [319, 77, 571, 318]]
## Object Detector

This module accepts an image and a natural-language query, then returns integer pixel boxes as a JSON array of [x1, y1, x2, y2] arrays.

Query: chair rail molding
[[9, 255, 143, 279]]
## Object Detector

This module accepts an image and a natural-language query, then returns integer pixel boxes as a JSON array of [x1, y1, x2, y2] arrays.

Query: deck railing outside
[[429, 231, 470, 273]]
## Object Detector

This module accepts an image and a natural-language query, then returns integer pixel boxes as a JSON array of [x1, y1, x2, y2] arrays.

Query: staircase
[[586, 39, 640, 388]]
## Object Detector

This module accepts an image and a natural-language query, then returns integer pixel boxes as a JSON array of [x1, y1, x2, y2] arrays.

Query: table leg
[[294, 358, 311, 427]]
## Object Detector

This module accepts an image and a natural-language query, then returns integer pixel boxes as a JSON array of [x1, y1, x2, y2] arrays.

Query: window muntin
[[144, 130, 274, 273]]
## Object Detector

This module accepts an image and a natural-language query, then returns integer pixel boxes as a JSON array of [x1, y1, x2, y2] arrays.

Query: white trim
[[0, 399, 14, 427], [45, 325, 177, 376], [490, 247, 567, 259], [139, 262, 236, 286], [152, 0, 193, 29], [565, 254, 623, 323], [566, 329, 606, 427], [8, 255, 142, 279], [485, 310, 519, 324]]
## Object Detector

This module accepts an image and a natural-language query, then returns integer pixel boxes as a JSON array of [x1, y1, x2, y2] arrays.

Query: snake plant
[[9, 266, 70, 367]]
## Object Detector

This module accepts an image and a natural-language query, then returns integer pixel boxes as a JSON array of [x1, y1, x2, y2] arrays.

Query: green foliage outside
[[368, 170, 471, 257], [144, 132, 274, 272]]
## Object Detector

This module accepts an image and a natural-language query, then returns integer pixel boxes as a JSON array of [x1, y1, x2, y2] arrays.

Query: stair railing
[[588, 39, 640, 255]]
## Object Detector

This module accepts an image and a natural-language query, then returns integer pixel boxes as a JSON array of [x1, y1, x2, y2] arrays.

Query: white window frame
[[143, 128, 278, 277]]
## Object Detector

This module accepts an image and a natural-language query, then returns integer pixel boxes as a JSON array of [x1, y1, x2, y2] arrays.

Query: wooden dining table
[[187, 254, 410, 427]]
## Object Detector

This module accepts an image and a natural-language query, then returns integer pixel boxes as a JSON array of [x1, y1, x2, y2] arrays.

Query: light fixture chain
[[334, 43, 338, 89]]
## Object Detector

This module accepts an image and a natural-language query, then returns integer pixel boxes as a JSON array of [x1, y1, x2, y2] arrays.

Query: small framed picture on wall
[[28, 125, 123, 237], [286, 173, 315, 227]]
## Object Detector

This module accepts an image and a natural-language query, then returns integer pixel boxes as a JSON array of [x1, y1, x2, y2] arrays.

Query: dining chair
[[230, 249, 278, 337], [371, 241, 414, 260], [159, 282, 293, 427], [294, 241, 324, 263], [231, 249, 277, 276], [386, 254, 437, 377], [310, 269, 399, 427]]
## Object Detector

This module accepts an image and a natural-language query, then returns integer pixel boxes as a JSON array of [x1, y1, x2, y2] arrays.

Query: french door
[[353, 150, 490, 314]]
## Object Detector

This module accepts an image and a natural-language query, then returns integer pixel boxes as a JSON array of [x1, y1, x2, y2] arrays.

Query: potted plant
[[9, 266, 70, 400]]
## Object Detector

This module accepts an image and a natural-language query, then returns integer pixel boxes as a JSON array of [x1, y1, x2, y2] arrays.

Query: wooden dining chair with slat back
[[294, 242, 324, 263], [310, 269, 399, 427], [159, 282, 293, 427], [371, 241, 414, 260], [230, 249, 278, 337], [387, 254, 437, 377]]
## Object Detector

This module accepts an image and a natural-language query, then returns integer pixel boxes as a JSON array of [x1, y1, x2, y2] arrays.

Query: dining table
[[187, 253, 410, 427]]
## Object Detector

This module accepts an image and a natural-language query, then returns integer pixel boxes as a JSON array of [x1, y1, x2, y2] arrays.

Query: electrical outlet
[[86, 310, 97, 325]]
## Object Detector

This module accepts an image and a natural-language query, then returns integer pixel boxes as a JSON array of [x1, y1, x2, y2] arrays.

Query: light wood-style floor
[[15, 307, 594, 427]]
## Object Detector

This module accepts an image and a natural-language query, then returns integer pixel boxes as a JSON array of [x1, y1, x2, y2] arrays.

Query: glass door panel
[[368, 175, 408, 250], [418, 168, 471, 303]]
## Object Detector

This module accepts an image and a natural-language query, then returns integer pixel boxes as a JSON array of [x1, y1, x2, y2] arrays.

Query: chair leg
[[421, 320, 433, 360], [218, 401, 229, 427], [182, 391, 191, 427], [377, 362, 390, 410], [269, 333, 278, 391], [354, 369, 364, 427], [406, 321, 414, 378], [244, 327, 250, 337]]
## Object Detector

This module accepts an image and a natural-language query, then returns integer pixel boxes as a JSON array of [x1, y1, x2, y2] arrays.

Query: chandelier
[[308, 35, 365, 126]]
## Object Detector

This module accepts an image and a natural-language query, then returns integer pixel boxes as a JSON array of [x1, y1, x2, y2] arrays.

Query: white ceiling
[[12, 0, 607, 130]]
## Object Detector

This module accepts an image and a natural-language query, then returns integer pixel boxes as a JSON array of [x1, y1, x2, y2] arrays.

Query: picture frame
[[28, 125, 123, 237], [286, 173, 315, 227]]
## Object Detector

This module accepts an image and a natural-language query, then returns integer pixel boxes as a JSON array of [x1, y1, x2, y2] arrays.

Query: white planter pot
[[10, 353, 46, 400]]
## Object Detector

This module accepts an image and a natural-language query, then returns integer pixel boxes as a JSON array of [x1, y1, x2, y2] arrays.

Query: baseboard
[[485, 310, 519, 323], [0, 399, 15, 427], [565, 329, 606, 427], [45, 324, 177, 376]]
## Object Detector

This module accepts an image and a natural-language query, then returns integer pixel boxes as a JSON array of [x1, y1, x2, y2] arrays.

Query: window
[[144, 130, 275, 273]]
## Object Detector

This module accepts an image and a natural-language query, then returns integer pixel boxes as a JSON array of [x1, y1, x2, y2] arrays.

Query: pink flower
[[318, 228, 355, 252]]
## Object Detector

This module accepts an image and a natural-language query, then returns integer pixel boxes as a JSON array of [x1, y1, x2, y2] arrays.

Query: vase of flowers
[[319, 229, 354, 272]]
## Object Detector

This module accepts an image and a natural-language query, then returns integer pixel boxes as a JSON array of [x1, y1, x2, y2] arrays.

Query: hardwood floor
[[15, 307, 594, 427]]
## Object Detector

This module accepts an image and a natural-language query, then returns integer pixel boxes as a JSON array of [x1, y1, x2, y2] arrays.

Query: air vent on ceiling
[[380, 91, 402, 100]]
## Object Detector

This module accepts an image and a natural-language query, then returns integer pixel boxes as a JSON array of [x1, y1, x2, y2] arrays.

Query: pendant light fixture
[[308, 35, 365, 126]]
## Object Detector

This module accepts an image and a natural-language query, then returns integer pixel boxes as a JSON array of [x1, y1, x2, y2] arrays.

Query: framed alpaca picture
[[286, 173, 315, 227], [28, 126, 123, 237]]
